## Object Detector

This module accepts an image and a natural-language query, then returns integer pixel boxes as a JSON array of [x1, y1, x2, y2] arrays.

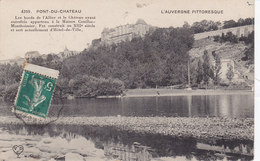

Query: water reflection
[[52, 94, 253, 118], [0, 94, 254, 118], [104, 142, 152, 161], [0, 124, 254, 161]]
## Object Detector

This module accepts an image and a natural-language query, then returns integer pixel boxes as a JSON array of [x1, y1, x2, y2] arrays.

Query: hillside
[[189, 37, 254, 85]]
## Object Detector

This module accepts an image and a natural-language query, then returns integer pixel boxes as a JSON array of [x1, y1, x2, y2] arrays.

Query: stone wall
[[194, 25, 254, 40]]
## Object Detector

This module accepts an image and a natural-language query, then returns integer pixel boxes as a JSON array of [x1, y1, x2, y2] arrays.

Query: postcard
[[0, 0, 255, 160]]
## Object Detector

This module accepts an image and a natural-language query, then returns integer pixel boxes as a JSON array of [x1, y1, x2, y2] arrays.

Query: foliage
[[29, 54, 63, 71], [223, 20, 237, 29], [68, 75, 125, 97], [0, 18, 255, 101], [225, 32, 239, 43], [55, 77, 71, 98], [214, 31, 254, 65], [215, 31, 254, 45], [202, 50, 213, 87], [196, 59, 204, 85], [190, 18, 253, 34], [240, 31, 254, 65], [242, 31, 254, 45], [211, 51, 221, 85], [214, 32, 239, 43], [213, 35, 221, 42], [0, 63, 22, 101], [0, 85, 5, 97], [191, 20, 221, 33], [3, 83, 19, 102], [63, 27, 194, 89], [213, 31, 254, 65], [0, 63, 22, 85], [183, 21, 191, 28], [226, 82, 251, 90], [223, 18, 254, 29], [242, 47, 254, 64]]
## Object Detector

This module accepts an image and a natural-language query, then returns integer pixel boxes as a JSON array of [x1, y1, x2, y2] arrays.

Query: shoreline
[[0, 116, 254, 141], [97, 89, 253, 98]]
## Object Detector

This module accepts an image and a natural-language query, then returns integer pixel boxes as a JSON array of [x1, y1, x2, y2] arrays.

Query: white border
[[255, 1, 259, 160], [24, 63, 59, 79]]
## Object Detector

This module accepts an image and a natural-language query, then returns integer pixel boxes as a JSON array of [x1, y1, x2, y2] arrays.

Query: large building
[[101, 19, 150, 45]]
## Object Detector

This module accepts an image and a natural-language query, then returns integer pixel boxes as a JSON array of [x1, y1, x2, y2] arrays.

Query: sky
[[0, 0, 254, 60]]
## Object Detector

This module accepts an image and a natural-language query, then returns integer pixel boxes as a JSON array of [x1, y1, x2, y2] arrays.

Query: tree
[[196, 59, 204, 85], [215, 32, 238, 44], [46, 54, 54, 62], [223, 20, 237, 29], [226, 64, 234, 84], [61, 26, 194, 90], [191, 20, 221, 33], [225, 32, 238, 43], [30, 56, 44, 66], [243, 47, 254, 64], [244, 18, 253, 25], [212, 51, 221, 86], [183, 21, 190, 28], [244, 31, 254, 45], [237, 18, 245, 26], [202, 50, 212, 88]]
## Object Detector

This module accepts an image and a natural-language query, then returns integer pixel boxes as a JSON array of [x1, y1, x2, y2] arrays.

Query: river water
[[54, 94, 254, 118], [0, 94, 254, 160]]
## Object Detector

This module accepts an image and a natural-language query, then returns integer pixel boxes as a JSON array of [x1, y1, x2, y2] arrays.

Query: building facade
[[58, 47, 80, 58], [25, 51, 40, 59], [101, 19, 150, 45]]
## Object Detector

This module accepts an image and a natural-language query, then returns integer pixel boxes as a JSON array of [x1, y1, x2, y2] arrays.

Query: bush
[[226, 82, 251, 90], [3, 83, 19, 102], [214, 32, 238, 44], [225, 32, 238, 43], [68, 75, 125, 97], [213, 35, 220, 42], [54, 78, 71, 98]]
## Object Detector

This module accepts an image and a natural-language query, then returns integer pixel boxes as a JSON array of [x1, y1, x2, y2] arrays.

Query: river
[[52, 94, 254, 118], [0, 94, 254, 160]]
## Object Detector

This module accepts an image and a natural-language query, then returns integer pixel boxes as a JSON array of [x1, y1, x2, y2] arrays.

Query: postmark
[[14, 63, 59, 119]]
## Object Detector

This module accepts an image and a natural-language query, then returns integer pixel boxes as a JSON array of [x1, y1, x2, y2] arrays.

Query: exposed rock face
[[189, 38, 254, 84]]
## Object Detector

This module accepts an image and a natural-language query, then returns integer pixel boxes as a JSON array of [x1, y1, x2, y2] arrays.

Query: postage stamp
[[14, 63, 59, 119]]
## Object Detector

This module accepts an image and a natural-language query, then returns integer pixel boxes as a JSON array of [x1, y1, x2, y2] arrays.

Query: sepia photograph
[[0, 0, 256, 160]]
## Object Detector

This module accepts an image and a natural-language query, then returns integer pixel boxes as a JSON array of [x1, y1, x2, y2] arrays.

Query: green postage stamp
[[14, 63, 59, 119]]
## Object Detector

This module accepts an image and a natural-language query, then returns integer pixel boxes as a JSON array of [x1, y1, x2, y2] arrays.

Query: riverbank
[[97, 88, 253, 98], [0, 116, 254, 141]]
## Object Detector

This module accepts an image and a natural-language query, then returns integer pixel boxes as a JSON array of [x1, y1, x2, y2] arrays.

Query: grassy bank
[[0, 116, 253, 141]]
